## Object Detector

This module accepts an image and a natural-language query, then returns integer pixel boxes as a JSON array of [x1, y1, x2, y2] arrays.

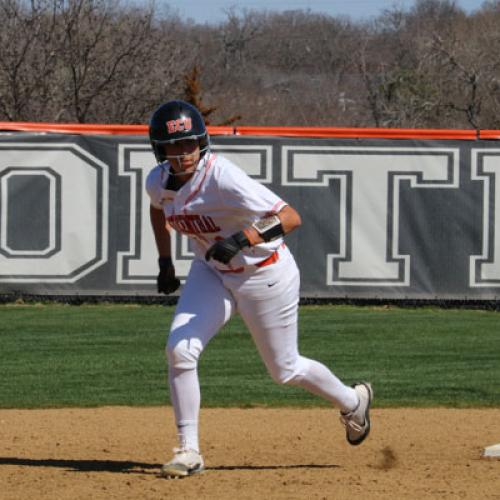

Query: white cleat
[[340, 382, 373, 446], [160, 448, 205, 479]]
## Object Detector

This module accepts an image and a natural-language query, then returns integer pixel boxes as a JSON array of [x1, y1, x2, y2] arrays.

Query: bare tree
[[218, 7, 263, 72], [427, 4, 500, 129], [0, 0, 59, 121], [52, 0, 157, 122]]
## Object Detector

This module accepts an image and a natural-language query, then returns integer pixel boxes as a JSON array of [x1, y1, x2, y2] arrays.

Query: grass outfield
[[0, 303, 499, 409]]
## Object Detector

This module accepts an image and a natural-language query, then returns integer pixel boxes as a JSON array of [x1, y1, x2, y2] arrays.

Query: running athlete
[[145, 100, 373, 479]]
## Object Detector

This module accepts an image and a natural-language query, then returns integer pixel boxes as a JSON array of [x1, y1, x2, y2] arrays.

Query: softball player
[[146, 100, 373, 479]]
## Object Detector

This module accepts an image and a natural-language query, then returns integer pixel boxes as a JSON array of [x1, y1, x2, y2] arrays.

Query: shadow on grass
[[0, 456, 339, 474]]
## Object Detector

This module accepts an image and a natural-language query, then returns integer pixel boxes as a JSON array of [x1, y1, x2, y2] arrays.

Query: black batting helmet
[[149, 100, 209, 163]]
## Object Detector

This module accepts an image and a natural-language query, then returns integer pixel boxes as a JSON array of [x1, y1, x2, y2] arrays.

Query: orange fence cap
[[0, 121, 238, 136], [479, 130, 500, 140], [207, 125, 235, 135], [0, 122, 494, 141], [234, 126, 478, 140], [0, 121, 148, 135]]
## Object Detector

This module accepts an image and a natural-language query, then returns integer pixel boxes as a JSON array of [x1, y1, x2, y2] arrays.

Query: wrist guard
[[231, 231, 251, 249], [252, 215, 284, 242]]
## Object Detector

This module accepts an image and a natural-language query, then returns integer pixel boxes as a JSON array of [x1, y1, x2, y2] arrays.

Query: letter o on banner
[[0, 144, 108, 283]]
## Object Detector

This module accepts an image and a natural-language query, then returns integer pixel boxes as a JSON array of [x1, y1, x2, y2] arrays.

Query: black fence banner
[[1, 133, 499, 300]]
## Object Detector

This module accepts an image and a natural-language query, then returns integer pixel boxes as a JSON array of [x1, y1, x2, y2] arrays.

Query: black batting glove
[[205, 231, 250, 265], [157, 256, 181, 294]]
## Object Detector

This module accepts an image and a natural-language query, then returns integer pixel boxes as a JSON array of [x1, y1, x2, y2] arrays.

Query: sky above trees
[[159, 0, 488, 24]]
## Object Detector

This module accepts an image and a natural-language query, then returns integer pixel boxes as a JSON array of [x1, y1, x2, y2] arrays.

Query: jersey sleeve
[[145, 166, 164, 209], [217, 160, 287, 216]]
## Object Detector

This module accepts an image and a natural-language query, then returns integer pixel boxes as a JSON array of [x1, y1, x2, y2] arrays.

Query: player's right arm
[[150, 205, 172, 258], [146, 166, 180, 295], [150, 205, 181, 295]]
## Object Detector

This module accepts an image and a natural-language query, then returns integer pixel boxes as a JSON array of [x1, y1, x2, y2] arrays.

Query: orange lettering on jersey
[[167, 214, 220, 235], [166, 118, 193, 134]]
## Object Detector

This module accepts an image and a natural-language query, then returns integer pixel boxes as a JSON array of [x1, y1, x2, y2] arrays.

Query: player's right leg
[[162, 259, 235, 478], [339, 382, 373, 445]]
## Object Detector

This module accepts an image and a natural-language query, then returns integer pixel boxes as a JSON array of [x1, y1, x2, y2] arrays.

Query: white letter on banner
[[282, 146, 459, 286], [116, 144, 272, 283], [470, 150, 500, 287], [0, 144, 108, 283]]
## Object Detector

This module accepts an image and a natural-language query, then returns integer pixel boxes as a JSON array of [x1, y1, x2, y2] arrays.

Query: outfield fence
[[1, 123, 499, 302]]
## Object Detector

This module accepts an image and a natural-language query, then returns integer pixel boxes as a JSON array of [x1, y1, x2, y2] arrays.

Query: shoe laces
[[340, 414, 364, 432]]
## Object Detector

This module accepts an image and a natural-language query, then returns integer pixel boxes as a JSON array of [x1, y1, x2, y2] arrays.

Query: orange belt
[[218, 247, 281, 274]]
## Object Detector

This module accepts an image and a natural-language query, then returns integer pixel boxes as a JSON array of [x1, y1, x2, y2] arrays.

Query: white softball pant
[[166, 246, 358, 449]]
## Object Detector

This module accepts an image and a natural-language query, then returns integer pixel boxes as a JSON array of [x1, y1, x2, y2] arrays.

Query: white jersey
[[146, 152, 288, 272]]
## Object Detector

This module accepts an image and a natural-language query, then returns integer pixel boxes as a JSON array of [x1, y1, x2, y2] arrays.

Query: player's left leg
[[230, 246, 359, 413]]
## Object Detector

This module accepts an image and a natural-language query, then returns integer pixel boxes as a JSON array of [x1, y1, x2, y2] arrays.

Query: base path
[[0, 407, 499, 499]]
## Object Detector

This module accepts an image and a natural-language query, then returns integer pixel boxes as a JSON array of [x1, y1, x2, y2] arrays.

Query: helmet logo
[[166, 118, 193, 134]]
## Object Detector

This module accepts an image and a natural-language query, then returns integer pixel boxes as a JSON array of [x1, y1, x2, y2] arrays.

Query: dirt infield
[[0, 407, 499, 499]]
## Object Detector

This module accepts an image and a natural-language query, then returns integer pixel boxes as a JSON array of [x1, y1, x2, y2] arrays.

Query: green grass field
[[0, 304, 499, 409]]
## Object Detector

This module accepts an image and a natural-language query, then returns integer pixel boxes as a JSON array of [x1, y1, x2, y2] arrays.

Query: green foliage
[[0, 304, 498, 409]]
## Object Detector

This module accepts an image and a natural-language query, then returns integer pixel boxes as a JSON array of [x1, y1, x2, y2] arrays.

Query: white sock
[[169, 366, 201, 453], [291, 358, 359, 413], [177, 420, 199, 453]]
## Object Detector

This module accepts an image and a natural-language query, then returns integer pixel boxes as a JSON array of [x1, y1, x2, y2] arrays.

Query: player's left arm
[[243, 205, 301, 246], [205, 205, 300, 264], [205, 164, 301, 264]]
